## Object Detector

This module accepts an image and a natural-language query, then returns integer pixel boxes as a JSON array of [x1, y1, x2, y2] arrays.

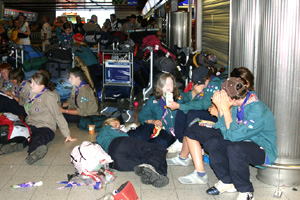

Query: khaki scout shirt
[[15, 81, 31, 106], [0, 78, 14, 93], [67, 84, 98, 116], [24, 90, 70, 137]]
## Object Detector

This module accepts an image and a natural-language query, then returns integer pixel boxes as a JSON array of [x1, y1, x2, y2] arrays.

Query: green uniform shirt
[[213, 92, 278, 164], [179, 76, 223, 113], [138, 93, 190, 135], [0, 78, 14, 93], [96, 125, 129, 153]]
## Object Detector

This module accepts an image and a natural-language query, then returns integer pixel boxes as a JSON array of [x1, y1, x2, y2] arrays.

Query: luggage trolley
[[100, 49, 134, 109]]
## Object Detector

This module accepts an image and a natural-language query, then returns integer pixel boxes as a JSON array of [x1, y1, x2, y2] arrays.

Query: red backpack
[[0, 113, 31, 145], [142, 35, 176, 59]]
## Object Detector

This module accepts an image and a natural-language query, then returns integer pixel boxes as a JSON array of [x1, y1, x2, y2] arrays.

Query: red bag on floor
[[113, 181, 139, 200]]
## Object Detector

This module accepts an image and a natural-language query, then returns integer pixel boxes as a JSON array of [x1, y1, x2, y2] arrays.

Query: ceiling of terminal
[[3, 0, 148, 12]]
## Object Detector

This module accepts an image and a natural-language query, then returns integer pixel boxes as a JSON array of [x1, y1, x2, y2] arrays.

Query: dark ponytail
[[32, 73, 55, 91]]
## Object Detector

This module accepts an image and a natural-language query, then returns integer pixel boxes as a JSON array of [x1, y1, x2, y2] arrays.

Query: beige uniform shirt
[[0, 78, 14, 93], [67, 84, 98, 116], [15, 81, 31, 106], [25, 90, 70, 137]]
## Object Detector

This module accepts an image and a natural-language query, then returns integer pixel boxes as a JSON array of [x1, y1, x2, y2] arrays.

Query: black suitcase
[[46, 62, 71, 78]]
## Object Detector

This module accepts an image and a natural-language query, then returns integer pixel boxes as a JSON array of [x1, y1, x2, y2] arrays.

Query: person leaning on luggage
[[24, 73, 77, 164], [60, 67, 98, 124]]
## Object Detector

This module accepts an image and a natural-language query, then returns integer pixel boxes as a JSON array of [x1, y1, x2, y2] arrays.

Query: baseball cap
[[221, 77, 248, 99], [192, 66, 209, 85]]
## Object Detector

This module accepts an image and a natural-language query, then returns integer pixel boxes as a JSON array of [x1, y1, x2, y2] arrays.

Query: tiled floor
[[0, 123, 299, 200]]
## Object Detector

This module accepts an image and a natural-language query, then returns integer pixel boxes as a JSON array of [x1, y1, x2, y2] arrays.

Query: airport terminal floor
[[0, 122, 299, 200]]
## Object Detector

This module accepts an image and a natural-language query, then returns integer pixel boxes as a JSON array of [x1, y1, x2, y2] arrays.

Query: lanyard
[[25, 87, 48, 111], [14, 80, 27, 97], [75, 81, 87, 106], [236, 91, 252, 124]]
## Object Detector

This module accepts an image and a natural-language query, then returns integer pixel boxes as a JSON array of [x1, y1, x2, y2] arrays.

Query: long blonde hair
[[102, 118, 120, 127]]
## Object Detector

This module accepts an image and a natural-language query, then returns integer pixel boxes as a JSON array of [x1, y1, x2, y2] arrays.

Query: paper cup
[[88, 124, 95, 134]]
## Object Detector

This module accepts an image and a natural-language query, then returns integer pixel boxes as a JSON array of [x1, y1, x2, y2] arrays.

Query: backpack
[[78, 115, 108, 132], [0, 113, 31, 145], [142, 35, 176, 59], [70, 141, 113, 189]]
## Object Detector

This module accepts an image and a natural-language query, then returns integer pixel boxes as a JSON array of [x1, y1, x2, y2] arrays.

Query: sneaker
[[166, 153, 191, 166], [178, 170, 208, 184], [0, 143, 23, 154], [26, 145, 48, 165], [167, 139, 183, 153], [237, 192, 254, 200], [134, 164, 169, 188], [206, 180, 237, 195]]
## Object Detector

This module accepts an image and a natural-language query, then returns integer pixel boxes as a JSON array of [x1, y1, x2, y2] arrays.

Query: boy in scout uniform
[[0, 63, 13, 93], [60, 67, 98, 123]]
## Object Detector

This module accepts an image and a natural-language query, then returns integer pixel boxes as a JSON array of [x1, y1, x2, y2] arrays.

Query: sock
[[196, 171, 207, 177], [178, 153, 187, 160]]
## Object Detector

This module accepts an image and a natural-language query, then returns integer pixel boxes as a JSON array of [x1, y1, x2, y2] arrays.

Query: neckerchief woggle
[[14, 80, 27, 97], [75, 81, 87, 106], [160, 96, 175, 136], [25, 87, 48, 111], [236, 91, 252, 124]]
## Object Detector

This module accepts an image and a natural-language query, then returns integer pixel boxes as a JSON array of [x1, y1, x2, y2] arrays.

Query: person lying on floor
[[59, 67, 98, 124], [128, 73, 190, 148], [96, 118, 169, 188]]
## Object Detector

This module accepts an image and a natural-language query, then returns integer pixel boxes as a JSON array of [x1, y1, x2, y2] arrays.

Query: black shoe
[[206, 186, 220, 195], [26, 145, 47, 165]]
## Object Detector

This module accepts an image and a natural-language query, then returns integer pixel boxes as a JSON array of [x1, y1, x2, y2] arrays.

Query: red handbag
[[113, 181, 138, 200]]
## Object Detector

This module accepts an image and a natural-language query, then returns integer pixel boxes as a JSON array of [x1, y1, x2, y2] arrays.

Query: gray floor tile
[[0, 164, 20, 176], [140, 188, 178, 200], [14, 165, 49, 177]]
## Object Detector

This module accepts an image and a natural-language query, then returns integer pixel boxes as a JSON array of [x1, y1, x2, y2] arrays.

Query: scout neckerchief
[[62, 32, 74, 45], [75, 81, 87, 106], [236, 91, 252, 124], [14, 80, 27, 97], [160, 96, 175, 136], [3, 78, 12, 90], [25, 87, 48, 111]]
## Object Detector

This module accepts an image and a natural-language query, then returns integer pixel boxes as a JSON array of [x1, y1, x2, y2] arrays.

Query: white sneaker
[[237, 192, 254, 200], [178, 170, 208, 184], [167, 139, 183, 153], [215, 180, 237, 193], [166, 153, 191, 166]]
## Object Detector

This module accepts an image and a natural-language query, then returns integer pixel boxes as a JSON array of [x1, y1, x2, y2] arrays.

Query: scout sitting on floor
[[60, 67, 98, 123]]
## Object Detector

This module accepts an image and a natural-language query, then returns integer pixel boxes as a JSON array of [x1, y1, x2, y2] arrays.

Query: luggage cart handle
[[142, 46, 153, 101]]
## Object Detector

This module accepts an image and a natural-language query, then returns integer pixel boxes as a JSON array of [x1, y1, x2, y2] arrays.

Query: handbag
[[17, 32, 28, 38]]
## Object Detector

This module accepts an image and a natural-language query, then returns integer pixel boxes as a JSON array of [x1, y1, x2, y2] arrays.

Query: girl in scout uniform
[[25, 73, 77, 164], [128, 73, 190, 148], [97, 118, 169, 188], [60, 67, 98, 123], [0, 63, 13, 93], [167, 66, 223, 152]]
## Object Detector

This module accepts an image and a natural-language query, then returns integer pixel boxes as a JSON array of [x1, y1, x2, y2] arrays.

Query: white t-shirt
[[41, 22, 52, 40], [19, 22, 31, 45]]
